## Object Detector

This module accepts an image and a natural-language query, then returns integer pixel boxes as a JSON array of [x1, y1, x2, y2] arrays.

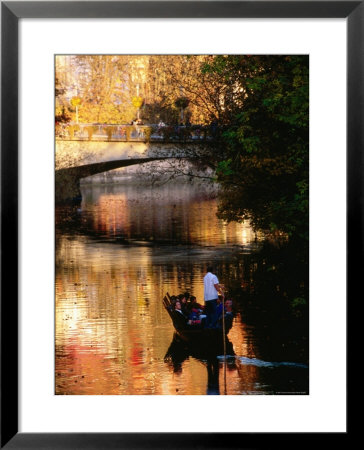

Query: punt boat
[[163, 292, 233, 344]]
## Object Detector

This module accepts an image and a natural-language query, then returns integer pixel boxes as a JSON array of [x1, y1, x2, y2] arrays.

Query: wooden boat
[[163, 293, 233, 344]]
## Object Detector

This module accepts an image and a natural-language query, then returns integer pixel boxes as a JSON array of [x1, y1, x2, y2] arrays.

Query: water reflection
[[55, 182, 308, 395], [76, 183, 261, 247], [164, 333, 236, 395]]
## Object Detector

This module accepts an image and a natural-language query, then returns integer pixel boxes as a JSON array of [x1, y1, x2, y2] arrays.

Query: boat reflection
[[164, 333, 237, 395]]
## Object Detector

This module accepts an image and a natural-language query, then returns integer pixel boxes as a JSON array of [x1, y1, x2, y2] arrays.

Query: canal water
[[55, 181, 308, 395]]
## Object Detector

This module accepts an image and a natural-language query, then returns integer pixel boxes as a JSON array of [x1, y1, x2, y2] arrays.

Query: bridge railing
[[55, 123, 219, 142]]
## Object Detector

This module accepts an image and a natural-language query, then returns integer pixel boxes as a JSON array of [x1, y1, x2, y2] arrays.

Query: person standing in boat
[[203, 266, 224, 328]]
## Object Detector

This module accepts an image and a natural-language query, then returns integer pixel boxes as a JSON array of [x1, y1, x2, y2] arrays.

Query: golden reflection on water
[[56, 183, 264, 395], [56, 239, 260, 395], [82, 184, 258, 245]]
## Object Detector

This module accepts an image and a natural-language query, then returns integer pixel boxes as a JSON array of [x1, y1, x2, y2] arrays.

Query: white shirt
[[203, 272, 219, 301]]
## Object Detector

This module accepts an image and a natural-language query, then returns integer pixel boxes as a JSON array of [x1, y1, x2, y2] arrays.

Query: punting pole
[[222, 290, 227, 395]]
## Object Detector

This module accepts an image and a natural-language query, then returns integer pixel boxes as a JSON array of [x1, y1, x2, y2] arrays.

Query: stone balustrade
[[55, 123, 219, 142]]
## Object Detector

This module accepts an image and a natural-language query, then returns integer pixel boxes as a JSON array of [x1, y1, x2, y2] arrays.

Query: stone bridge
[[55, 138, 212, 204]]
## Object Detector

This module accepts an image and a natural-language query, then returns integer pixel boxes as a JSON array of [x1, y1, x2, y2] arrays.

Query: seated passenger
[[187, 298, 206, 328], [178, 294, 189, 316], [175, 300, 186, 316], [168, 295, 178, 312], [188, 306, 200, 322], [189, 295, 204, 311], [187, 309, 203, 327], [216, 296, 223, 319], [217, 299, 234, 329], [225, 299, 233, 313], [224, 299, 234, 329], [172, 300, 189, 328]]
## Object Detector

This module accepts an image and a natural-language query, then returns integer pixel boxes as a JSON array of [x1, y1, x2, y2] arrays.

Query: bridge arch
[[55, 157, 185, 204], [55, 138, 214, 204]]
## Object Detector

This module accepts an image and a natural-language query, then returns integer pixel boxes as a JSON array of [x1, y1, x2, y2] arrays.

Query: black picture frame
[[1, 1, 356, 448]]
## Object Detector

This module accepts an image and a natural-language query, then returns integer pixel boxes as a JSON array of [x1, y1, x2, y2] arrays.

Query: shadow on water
[[164, 333, 236, 395]]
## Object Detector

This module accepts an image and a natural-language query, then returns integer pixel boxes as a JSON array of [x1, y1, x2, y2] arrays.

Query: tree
[[56, 55, 150, 124], [73, 55, 130, 123], [201, 55, 309, 240], [55, 76, 71, 125], [146, 55, 241, 125]]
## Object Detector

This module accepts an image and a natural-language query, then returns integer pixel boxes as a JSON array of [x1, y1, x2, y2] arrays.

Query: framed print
[[1, 1, 356, 448]]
